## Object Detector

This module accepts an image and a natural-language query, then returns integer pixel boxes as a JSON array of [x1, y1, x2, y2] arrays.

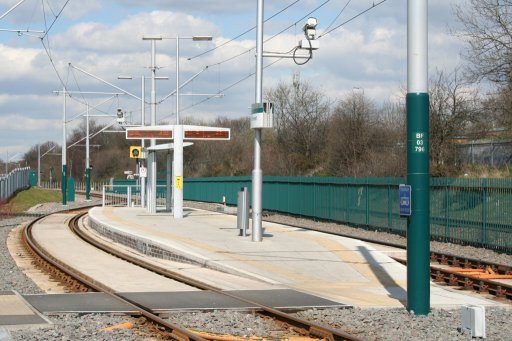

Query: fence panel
[[0, 167, 31, 202], [184, 176, 512, 252]]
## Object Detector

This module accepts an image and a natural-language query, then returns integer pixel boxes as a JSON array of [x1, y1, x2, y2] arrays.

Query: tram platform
[[87, 206, 505, 308]]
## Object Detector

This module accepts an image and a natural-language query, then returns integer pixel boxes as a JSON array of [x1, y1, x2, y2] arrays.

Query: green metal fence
[[184, 176, 512, 253]]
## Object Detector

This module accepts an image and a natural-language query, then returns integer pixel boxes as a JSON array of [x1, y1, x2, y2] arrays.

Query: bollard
[[237, 187, 250, 236]]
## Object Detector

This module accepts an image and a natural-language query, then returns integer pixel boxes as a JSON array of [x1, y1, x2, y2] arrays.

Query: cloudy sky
[[0, 0, 468, 160]]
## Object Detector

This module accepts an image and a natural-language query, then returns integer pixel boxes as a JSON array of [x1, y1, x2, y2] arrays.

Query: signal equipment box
[[250, 102, 273, 129]]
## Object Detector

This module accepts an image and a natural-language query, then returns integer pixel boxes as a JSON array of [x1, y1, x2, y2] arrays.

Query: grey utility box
[[237, 187, 250, 236], [461, 305, 486, 338]]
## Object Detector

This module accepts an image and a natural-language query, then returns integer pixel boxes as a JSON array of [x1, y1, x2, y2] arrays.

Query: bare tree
[[429, 69, 480, 175], [184, 117, 253, 177], [265, 73, 331, 175], [23, 141, 61, 182], [454, 0, 512, 86]]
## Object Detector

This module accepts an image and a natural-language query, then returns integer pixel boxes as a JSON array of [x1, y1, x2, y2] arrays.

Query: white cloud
[[0, 0, 471, 156], [0, 114, 60, 131]]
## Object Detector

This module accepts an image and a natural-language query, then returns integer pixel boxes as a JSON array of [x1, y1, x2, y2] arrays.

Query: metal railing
[[40, 180, 110, 192], [0, 167, 31, 202], [184, 176, 512, 253], [102, 184, 167, 208]]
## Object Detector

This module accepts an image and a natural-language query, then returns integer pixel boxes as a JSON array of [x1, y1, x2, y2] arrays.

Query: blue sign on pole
[[399, 184, 412, 216]]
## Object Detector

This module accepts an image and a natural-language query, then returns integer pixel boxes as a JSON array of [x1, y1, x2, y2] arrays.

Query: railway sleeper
[[309, 326, 335, 341], [495, 286, 507, 298], [463, 277, 474, 290], [170, 330, 192, 341], [449, 274, 459, 286], [434, 270, 444, 282], [479, 281, 489, 294]]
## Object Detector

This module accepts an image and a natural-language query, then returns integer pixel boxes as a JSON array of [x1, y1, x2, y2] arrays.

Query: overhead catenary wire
[[180, 0, 389, 113], [36, 0, 326, 125], [40, 0, 70, 40], [40, 0, 388, 126], [206, 0, 331, 69], [319, 0, 388, 38], [178, 58, 283, 117], [37, 0, 73, 93], [187, 0, 302, 61], [322, 0, 352, 34]]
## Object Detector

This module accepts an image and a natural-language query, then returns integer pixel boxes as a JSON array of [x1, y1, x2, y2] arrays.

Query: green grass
[[4, 187, 61, 214]]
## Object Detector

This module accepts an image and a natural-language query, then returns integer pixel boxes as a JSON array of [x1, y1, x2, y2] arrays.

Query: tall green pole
[[62, 164, 67, 205], [85, 104, 91, 201], [85, 167, 91, 200], [407, 0, 430, 315]]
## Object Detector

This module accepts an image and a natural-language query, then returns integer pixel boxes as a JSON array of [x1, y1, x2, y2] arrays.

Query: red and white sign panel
[[182, 125, 230, 140], [126, 125, 174, 140], [126, 125, 230, 140], [127, 130, 173, 139]]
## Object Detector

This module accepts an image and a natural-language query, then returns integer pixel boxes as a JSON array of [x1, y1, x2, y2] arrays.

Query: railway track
[[23, 208, 366, 341]]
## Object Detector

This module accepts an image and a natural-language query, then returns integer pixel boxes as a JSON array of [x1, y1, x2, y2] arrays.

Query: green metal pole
[[406, 94, 430, 315], [407, 0, 430, 315], [85, 167, 91, 200], [62, 164, 67, 205]]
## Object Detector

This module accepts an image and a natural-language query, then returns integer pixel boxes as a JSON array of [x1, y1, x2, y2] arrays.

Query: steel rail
[[392, 257, 512, 302], [72, 211, 366, 341], [23, 210, 208, 341]]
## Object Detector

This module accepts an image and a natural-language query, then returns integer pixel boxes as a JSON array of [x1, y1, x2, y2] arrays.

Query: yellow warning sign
[[175, 176, 183, 190]]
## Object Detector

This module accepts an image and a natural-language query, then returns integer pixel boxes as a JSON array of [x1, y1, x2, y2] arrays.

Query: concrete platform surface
[[88, 207, 506, 309]]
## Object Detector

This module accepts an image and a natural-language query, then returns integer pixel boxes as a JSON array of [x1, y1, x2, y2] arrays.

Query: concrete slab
[[25, 290, 346, 313], [88, 207, 508, 309], [0, 291, 51, 329]]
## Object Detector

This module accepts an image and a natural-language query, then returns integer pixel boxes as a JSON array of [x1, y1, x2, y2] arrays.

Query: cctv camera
[[303, 17, 318, 40], [305, 17, 318, 29], [116, 108, 126, 124]]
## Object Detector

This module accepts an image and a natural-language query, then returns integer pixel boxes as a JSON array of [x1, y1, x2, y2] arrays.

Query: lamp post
[[85, 104, 91, 200], [162, 35, 212, 218]]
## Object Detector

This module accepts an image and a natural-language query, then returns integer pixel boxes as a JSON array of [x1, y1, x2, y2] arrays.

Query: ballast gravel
[[0, 198, 511, 340]]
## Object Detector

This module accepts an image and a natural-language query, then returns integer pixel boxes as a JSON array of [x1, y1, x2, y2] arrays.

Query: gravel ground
[[0, 197, 146, 341], [1, 198, 511, 340]]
